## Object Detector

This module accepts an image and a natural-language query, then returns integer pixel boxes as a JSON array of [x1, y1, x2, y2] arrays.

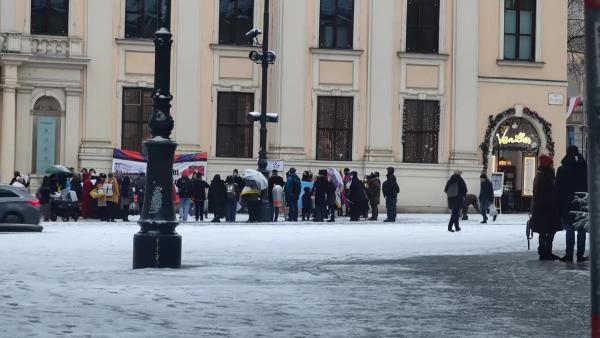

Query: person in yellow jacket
[[104, 172, 121, 222]]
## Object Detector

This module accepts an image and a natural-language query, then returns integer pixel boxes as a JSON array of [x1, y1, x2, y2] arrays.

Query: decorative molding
[[397, 52, 449, 61], [496, 60, 545, 68], [309, 48, 364, 56]]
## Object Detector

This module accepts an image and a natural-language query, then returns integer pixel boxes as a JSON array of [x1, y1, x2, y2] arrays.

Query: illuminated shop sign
[[496, 128, 533, 146], [492, 117, 540, 150]]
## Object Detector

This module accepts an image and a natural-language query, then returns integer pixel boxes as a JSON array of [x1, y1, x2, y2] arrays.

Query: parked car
[[0, 185, 41, 225]]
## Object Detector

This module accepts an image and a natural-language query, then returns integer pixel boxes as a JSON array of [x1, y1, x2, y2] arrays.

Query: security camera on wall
[[245, 28, 262, 45]]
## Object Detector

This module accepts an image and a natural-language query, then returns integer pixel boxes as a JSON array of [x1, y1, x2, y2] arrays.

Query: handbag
[[489, 204, 498, 217], [526, 215, 534, 251]]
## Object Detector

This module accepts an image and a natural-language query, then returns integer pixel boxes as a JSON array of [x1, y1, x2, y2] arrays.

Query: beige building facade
[[0, 0, 568, 211]]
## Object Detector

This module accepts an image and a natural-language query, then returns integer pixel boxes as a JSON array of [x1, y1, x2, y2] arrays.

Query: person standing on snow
[[366, 172, 381, 221], [284, 168, 301, 222], [268, 169, 285, 222], [556, 146, 589, 263], [382, 167, 399, 223], [208, 174, 226, 223], [312, 170, 329, 222], [176, 170, 194, 223], [444, 170, 467, 232], [224, 175, 239, 222], [531, 155, 563, 261], [192, 173, 210, 222], [348, 171, 368, 222], [479, 174, 495, 224]]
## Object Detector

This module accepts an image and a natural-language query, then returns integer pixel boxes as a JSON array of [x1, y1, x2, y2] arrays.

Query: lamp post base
[[258, 190, 272, 222], [133, 230, 181, 269]]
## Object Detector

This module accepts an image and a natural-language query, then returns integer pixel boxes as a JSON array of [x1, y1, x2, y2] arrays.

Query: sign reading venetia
[[496, 128, 533, 146]]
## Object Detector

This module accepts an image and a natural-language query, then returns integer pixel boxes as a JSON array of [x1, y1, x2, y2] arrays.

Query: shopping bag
[[489, 204, 498, 217], [69, 190, 79, 202], [102, 183, 114, 197]]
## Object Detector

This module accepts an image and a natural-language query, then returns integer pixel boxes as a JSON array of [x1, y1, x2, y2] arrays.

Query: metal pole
[[133, 0, 181, 269], [257, 0, 272, 222], [585, 1, 600, 336]]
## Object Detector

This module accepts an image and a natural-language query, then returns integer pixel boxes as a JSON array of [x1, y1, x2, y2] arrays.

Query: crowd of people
[[441, 145, 589, 263], [11, 146, 590, 262]]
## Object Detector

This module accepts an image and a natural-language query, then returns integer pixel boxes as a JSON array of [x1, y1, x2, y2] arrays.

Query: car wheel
[[2, 213, 24, 224], [61, 216, 70, 222]]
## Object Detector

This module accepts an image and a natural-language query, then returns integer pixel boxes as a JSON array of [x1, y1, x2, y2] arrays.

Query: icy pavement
[[0, 214, 590, 337]]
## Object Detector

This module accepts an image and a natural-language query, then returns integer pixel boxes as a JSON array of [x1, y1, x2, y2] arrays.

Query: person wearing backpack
[[192, 172, 210, 222], [444, 170, 468, 232], [224, 176, 239, 222], [176, 170, 194, 223]]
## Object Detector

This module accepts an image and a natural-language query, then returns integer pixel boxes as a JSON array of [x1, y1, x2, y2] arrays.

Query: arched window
[[32, 96, 62, 174]]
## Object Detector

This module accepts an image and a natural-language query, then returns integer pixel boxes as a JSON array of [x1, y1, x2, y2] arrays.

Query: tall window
[[122, 88, 153, 152], [402, 100, 440, 164], [31, 0, 69, 36], [216, 92, 254, 158], [504, 0, 536, 61], [319, 0, 354, 49], [316, 97, 353, 161], [219, 0, 254, 45], [125, 0, 165, 39], [405, 0, 439, 54]]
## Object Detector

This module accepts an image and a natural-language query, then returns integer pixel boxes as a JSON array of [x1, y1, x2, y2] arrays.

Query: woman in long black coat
[[312, 170, 329, 222], [444, 171, 468, 232], [348, 171, 367, 221], [531, 155, 563, 260], [208, 174, 226, 223]]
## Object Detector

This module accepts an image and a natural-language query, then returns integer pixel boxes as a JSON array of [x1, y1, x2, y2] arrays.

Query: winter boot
[[577, 255, 589, 263], [559, 254, 574, 263]]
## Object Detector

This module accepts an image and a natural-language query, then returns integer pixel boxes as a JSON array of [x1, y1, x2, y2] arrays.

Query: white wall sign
[[491, 172, 505, 197], [267, 160, 284, 172], [548, 93, 564, 106]]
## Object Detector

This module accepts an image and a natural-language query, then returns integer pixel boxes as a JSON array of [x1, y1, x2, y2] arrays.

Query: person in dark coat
[[382, 167, 400, 222], [233, 169, 245, 191], [444, 170, 468, 232], [208, 174, 226, 223], [366, 173, 381, 221], [479, 174, 495, 224], [268, 170, 285, 222], [192, 173, 210, 221], [37, 176, 51, 222], [120, 176, 134, 221], [348, 171, 368, 222], [70, 174, 83, 201], [556, 146, 588, 262], [531, 155, 563, 261], [312, 170, 329, 222], [135, 173, 146, 213], [285, 168, 301, 222], [301, 187, 312, 221], [176, 170, 194, 223]]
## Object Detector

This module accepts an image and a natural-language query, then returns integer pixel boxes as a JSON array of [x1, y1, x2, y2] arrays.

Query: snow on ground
[[0, 214, 589, 337]]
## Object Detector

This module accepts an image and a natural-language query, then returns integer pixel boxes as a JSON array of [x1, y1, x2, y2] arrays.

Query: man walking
[[479, 174, 494, 224], [556, 145, 589, 263], [382, 167, 399, 223]]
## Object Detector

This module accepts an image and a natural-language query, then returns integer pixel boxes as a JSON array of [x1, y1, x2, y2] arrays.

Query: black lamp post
[[133, 0, 181, 269], [247, 0, 277, 222]]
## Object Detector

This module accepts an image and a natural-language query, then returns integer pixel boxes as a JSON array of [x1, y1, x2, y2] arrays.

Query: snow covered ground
[[0, 214, 590, 337]]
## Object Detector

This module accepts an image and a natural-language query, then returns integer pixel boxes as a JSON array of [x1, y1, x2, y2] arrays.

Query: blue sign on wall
[[36, 117, 57, 174]]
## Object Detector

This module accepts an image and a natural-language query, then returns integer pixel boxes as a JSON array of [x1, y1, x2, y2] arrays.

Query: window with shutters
[[125, 0, 165, 39], [316, 97, 353, 161], [504, 0, 536, 61], [405, 0, 439, 54], [122, 88, 153, 152], [219, 0, 254, 45], [402, 100, 440, 164], [319, 0, 354, 49], [31, 0, 69, 36], [216, 92, 255, 158]]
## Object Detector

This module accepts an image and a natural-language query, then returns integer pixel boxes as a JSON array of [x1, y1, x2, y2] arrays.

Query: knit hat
[[539, 154, 553, 167]]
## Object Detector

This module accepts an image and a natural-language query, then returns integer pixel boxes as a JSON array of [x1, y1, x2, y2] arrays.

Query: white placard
[[548, 93, 564, 106], [491, 172, 505, 198], [267, 160, 284, 172]]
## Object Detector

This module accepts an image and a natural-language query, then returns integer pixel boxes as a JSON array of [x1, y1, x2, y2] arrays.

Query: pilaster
[[450, 0, 480, 164]]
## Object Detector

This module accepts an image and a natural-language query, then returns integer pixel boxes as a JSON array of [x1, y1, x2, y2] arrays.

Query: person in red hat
[[530, 154, 563, 260]]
